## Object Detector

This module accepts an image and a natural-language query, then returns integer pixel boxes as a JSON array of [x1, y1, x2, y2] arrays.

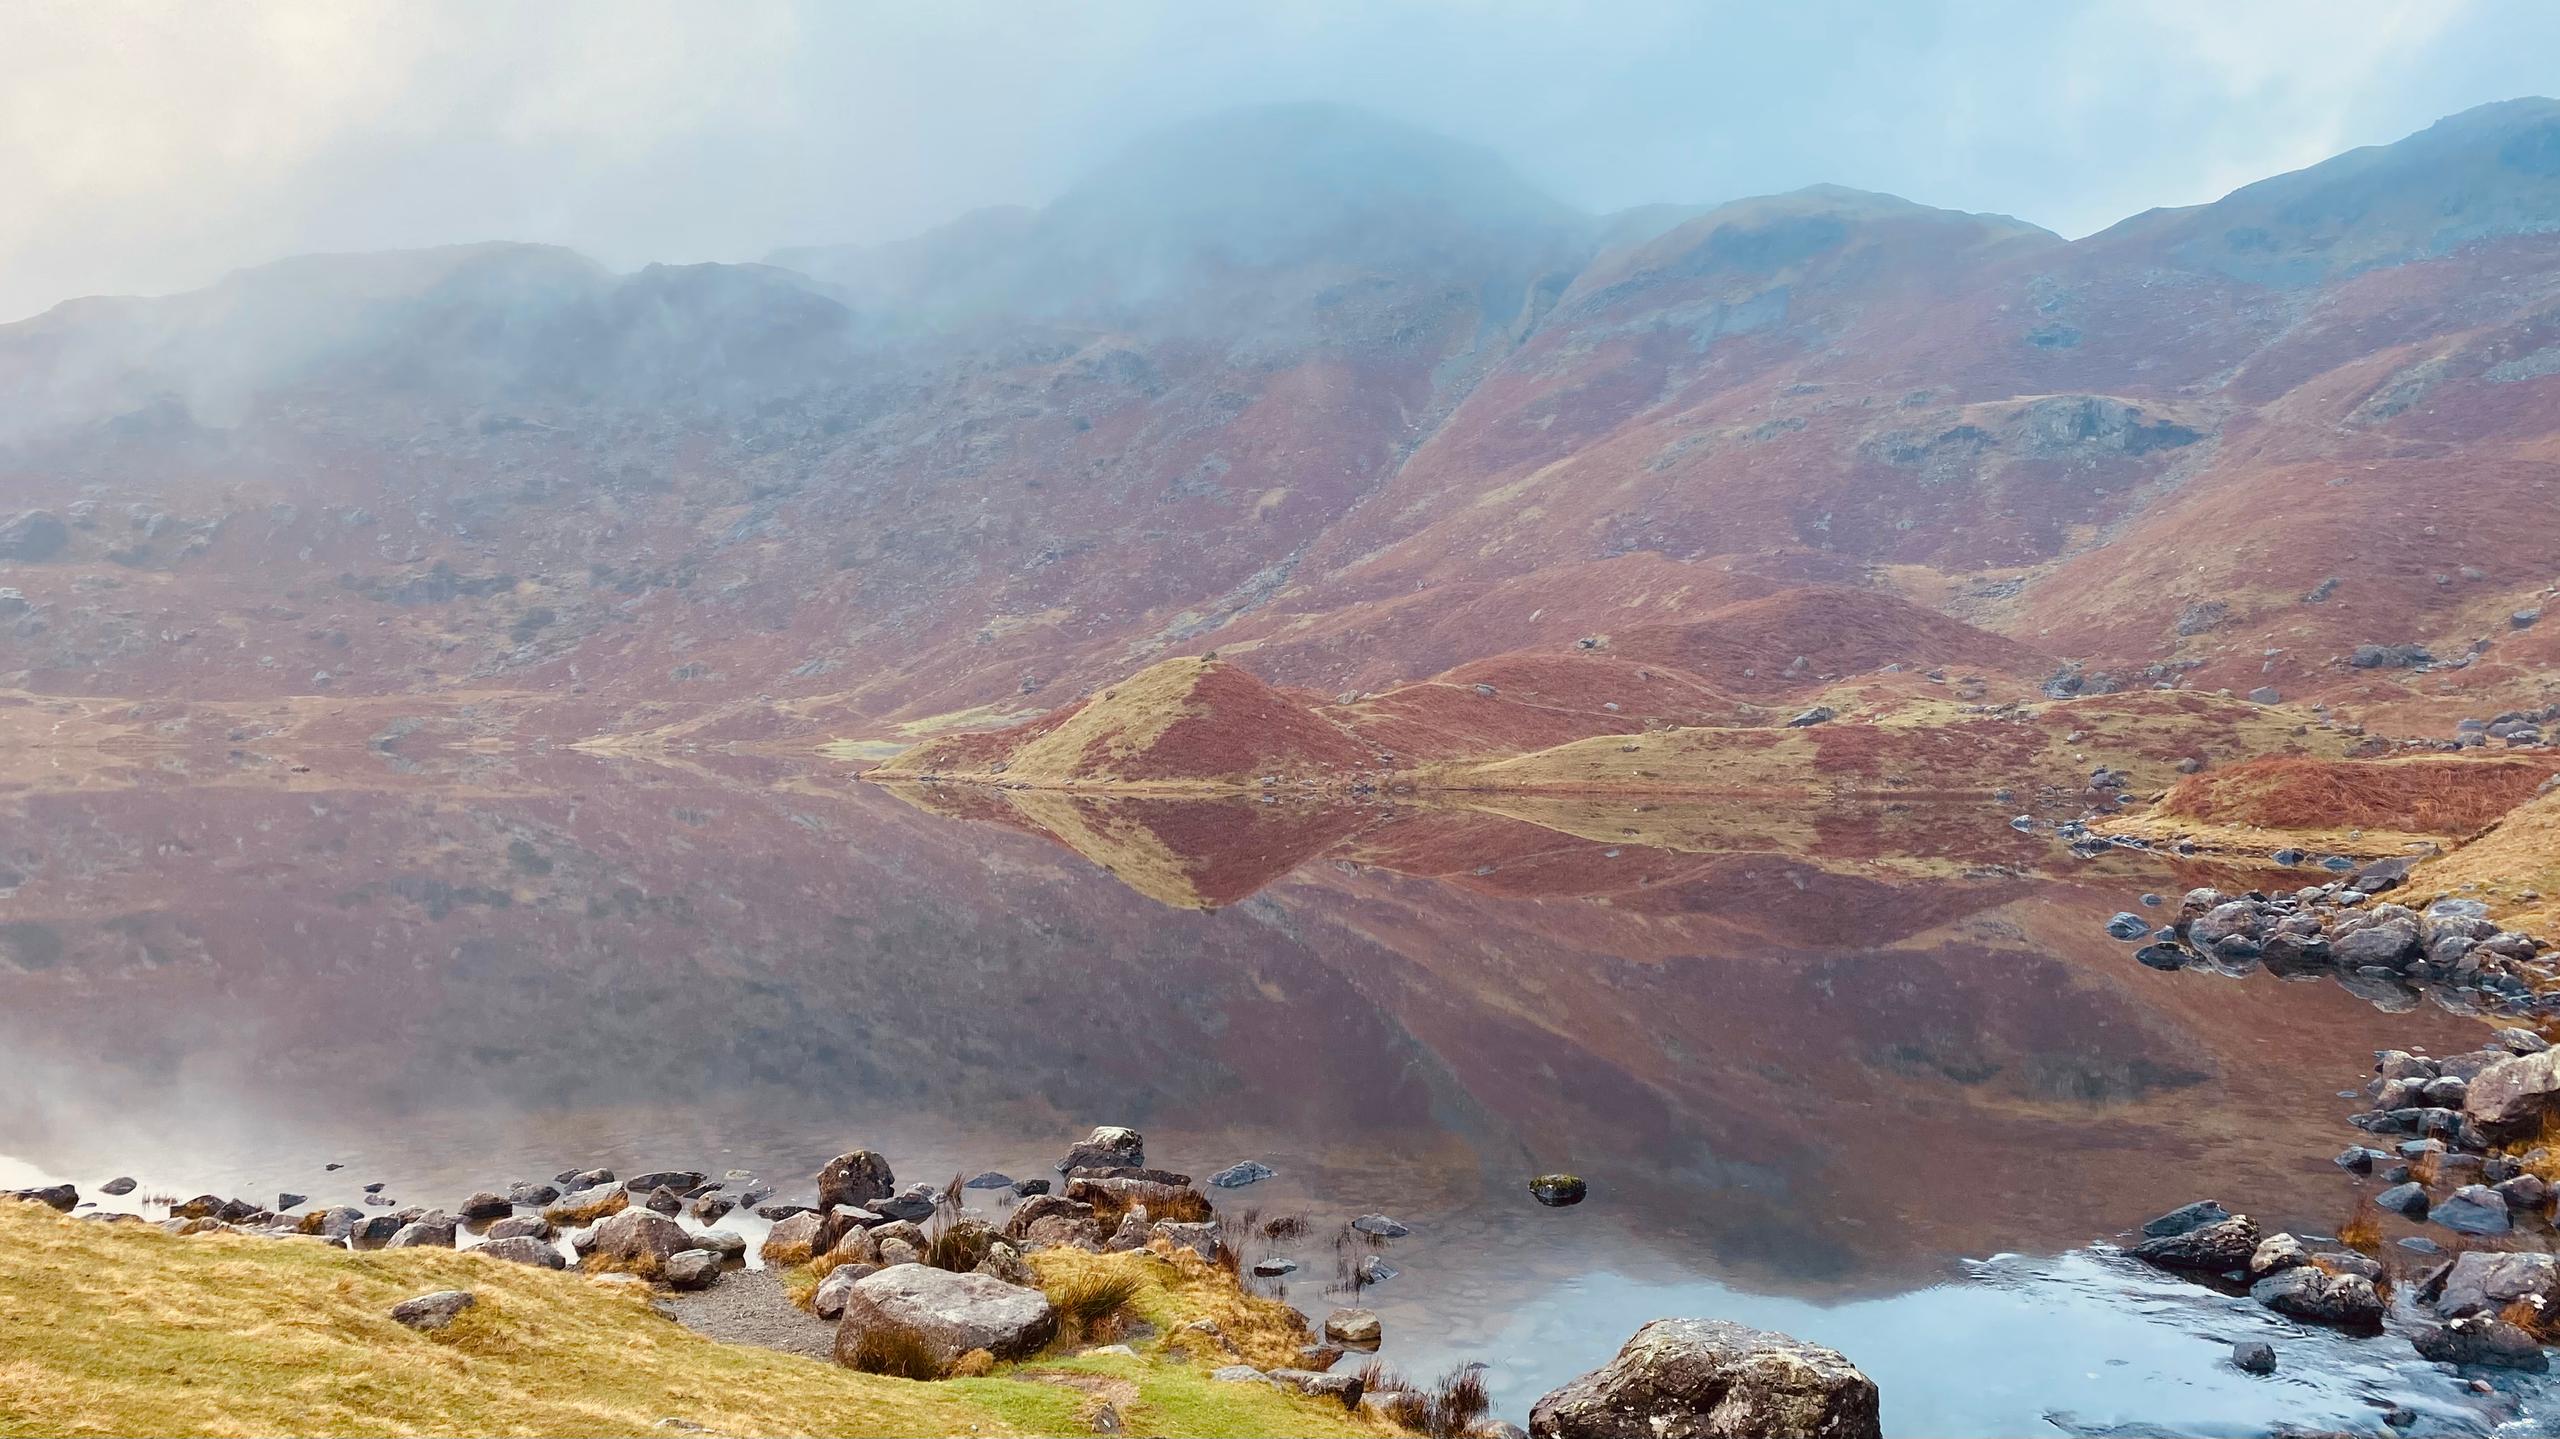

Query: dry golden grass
[[1027, 1246, 1314, 1373], [0, 1205, 1390, 1439], [2422, 790, 2560, 941]]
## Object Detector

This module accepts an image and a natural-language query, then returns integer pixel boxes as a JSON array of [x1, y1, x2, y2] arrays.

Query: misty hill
[[1, 99, 2558, 746]]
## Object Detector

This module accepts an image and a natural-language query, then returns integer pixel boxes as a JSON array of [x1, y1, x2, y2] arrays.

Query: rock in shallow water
[[2232, 1340, 2276, 1375], [1529, 1174, 1589, 1207], [2434, 1185, 2512, 1235], [1207, 1161, 1275, 1189], [2414, 1316, 2550, 1370], [2132, 1215, 2259, 1272], [1322, 1308, 1381, 1347], [1527, 1317, 1881, 1439], [2249, 1266, 2382, 1331]]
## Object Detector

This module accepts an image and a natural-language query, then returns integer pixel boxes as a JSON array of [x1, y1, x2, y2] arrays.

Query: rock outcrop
[[1528, 1318, 1880, 1439]]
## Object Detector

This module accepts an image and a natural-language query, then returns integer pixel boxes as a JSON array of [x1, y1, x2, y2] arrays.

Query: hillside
[[1, 100, 2557, 752]]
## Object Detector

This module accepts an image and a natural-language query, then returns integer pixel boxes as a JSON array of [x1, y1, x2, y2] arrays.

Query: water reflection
[[0, 738, 2535, 1427]]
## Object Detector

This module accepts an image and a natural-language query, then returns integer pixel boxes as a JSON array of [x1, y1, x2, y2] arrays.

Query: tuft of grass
[[1046, 1268, 1142, 1341], [925, 1219, 998, 1275], [1422, 1365, 1490, 1438], [1027, 1247, 1314, 1372], [2335, 1208, 2384, 1254]]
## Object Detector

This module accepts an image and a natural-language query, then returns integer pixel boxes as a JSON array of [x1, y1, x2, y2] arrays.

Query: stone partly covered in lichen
[[1529, 1317, 1880, 1439]]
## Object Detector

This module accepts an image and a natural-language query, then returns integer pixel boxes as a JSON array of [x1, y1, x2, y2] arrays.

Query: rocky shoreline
[[2085, 848, 2560, 1418], [12, 1130, 1890, 1438]]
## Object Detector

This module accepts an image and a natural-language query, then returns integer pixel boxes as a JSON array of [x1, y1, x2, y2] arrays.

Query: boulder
[[816, 1151, 896, 1210], [2431, 1251, 2560, 1318], [475, 1235, 566, 1269], [2246, 1233, 2310, 1281], [2464, 1048, 2560, 1130], [813, 1262, 876, 1318], [387, 1215, 458, 1249], [1350, 1214, 1411, 1238], [101, 1177, 138, 1197], [1323, 1308, 1382, 1347], [2374, 1182, 2430, 1219], [760, 1209, 852, 1267], [390, 1290, 475, 1331], [2140, 1200, 2228, 1238], [543, 1183, 628, 1227], [2131, 1215, 2259, 1272], [2249, 1266, 2382, 1331], [644, 1185, 683, 1216], [963, 1171, 1015, 1191], [1152, 1220, 1221, 1261], [302, 1206, 366, 1240], [974, 1242, 1036, 1287], [832, 1264, 1057, 1371], [872, 1184, 941, 1223], [1055, 1126, 1144, 1174], [10, 1185, 76, 1212], [2413, 1316, 2549, 1371], [483, 1214, 552, 1242], [2333, 919, 2419, 968], [505, 1181, 560, 1207], [1527, 1317, 1881, 1439], [457, 1192, 513, 1222], [695, 1229, 747, 1258], [2433, 1185, 2512, 1236], [2232, 1340, 2276, 1376], [1208, 1161, 1276, 1189], [663, 1249, 724, 1291], [1003, 1194, 1096, 1241], [275, 1193, 307, 1212], [583, 1209, 691, 1274], [622, 1170, 706, 1194]]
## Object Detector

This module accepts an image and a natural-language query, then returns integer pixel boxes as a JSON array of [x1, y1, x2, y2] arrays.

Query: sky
[[2, 0, 2556, 322]]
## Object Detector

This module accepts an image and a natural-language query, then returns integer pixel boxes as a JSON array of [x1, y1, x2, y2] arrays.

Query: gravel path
[[662, 1268, 835, 1362]]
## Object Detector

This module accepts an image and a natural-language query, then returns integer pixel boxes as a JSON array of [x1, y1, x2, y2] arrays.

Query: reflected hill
[[0, 741, 2489, 1302]]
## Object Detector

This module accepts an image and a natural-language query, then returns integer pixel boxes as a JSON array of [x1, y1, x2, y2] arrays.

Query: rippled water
[[2, 744, 2550, 1432]]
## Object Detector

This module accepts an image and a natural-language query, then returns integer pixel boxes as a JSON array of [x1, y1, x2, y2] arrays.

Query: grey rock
[[813, 1263, 874, 1319], [1530, 1174, 1589, 1207], [663, 1249, 724, 1292], [475, 1235, 566, 1269], [2465, 1047, 2560, 1129], [2250, 1266, 2382, 1330], [483, 1215, 552, 1242], [1208, 1161, 1276, 1189], [1268, 1367, 1364, 1407], [2434, 1185, 2513, 1236], [505, 1181, 560, 1207], [2140, 1200, 2230, 1238], [390, 1290, 475, 1331], [457, 1191, 513, 1222], [832, 1264, 1058, 1370], [2414, 1316, 2549, 1370], [963, 1171, 1015, 1190], [1350, 1214, 1410, 1238], [1212, 1365, 1274, 1385], [387, 1214, 458, 1249], [2432, 1251, 2560, 1318], [622, 1170, 706, 1194], [2375, 1182, 2430, 1219], [1323, 1308, 1383, 1347], [1055, 1126, 1145, 1175], [2232, 1340, 2276, 1375], [101, 1177, 137, 1196], [1527, 1317, 1881, 1439], [816, 1151, 896, 1210], [2132, 1215, 2259, 1272], [585, 1209, 692, 1272]]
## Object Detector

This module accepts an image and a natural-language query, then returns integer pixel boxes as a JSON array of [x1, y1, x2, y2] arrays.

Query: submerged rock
[[2232, 1340, 2276, 1375], [963, 1171, 1016, 1191], [1527, 1317, 1881, 1439]]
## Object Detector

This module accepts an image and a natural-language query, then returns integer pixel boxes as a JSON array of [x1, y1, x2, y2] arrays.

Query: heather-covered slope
[[3, 100, 2558, 745]]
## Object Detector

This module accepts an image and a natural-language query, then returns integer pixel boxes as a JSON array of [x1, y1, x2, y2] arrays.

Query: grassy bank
[[0, 1204, 1389, 1438]]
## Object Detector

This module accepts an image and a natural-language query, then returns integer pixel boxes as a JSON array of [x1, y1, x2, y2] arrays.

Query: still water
[[0, 741, 2546, 1434]]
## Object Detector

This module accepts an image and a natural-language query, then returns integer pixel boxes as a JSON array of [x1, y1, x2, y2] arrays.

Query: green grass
[[0, 1203, 1396, 1438]]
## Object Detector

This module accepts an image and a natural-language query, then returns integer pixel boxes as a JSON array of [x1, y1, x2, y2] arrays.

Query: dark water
[[0, 744, 2549, 1434]]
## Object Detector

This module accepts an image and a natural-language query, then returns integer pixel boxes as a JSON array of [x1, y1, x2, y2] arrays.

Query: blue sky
[[3, 0, 2555, 320]]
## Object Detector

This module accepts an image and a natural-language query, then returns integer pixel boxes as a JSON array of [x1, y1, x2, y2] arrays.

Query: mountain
[[2, 100, 2558, 755]]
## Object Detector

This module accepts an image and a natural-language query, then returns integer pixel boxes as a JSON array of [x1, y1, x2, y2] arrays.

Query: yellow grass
[[0, 1205, 1390, 1439], [2422, 790, 2560, 941]]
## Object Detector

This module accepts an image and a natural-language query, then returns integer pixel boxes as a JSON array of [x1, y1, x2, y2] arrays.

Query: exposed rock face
[[0, 511, 69, 562], [831, 1264, 1057, 1370], [1528, 1318, 1881, 1439], [817, 1151, 896, 1210]]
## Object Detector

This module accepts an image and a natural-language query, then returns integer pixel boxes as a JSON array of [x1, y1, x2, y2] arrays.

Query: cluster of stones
[[2130, 1197, 2560, 1374], [2112, 869, 2550, 1014]]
